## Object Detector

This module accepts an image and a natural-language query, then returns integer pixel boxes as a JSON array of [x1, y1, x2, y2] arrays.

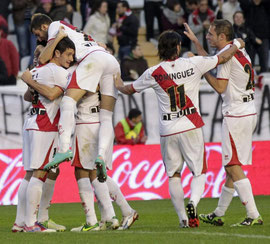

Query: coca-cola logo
[[0, 142, 267, 205]]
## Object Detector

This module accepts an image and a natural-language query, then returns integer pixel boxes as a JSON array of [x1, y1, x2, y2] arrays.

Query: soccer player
[[69, 80, 138, 231], [18, 37, 75, 232], [113, 30, 245, 228], [184, 20, 263, 226], [30, 14, 119, 185]]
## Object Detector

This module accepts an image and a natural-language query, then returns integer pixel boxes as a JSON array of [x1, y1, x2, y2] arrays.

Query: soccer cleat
[[41, 219, 66, 232], [186, 201, 199, 227], [43, 150, 73, 171], [71, 223, 100, 232], [231, 216, 263, 227], [199, 212, 225, 226], [106, 216, 119, 230], [11, 223, 24, 232], [24, 222, 56, 232], [180, 220, 189, 228], [118, 210, 139, 230], [95, 155, 107, 182]]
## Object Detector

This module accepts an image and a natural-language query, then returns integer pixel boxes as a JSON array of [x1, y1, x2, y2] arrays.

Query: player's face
[[206, 25, 219, 48], [32, 27, 48, 42], [58, 48, 75, 68]]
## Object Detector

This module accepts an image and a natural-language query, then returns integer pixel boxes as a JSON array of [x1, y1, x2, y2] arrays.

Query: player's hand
[[21, 69, 32, 84], [97, 42, 107, 49], [114, 72, 124, 89], [184, 23, 199, 43], [234, 38, 245, 49], [58, 26, 67, 39]]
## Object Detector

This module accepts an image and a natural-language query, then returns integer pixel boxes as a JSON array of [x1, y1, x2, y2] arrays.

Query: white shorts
[[222, 115, 257, 166], [23, 129, 58, 171], [67, 50, 120, 99], [160, 128, 207, 177], [72, 123, 113, 170]]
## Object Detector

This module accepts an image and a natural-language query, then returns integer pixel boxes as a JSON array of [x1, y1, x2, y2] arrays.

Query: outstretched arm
[[21, 69, 63, 101], [39, 27, 67, 64], [114, 72, 136, 95]]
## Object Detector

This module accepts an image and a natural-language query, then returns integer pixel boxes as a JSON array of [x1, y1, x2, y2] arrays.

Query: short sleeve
[[132, 68, 156, 92], [53, 67, 69, 90], [216, 59, 231, 80], [190, 56, 218, 75], [48, 21, 61, 42]]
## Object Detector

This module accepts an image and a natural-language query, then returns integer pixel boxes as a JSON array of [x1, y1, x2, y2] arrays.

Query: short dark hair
[[158, 30, 182, 60], [128, 108, 142, 120], [31, 13, 52, 31], [54, 37, 75, 54], [119, 1, 130, 9], [211, 19, 234, 41]]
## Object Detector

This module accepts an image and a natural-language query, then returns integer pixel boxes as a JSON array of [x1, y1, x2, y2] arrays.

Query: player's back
[[48, 21, 104, 61]]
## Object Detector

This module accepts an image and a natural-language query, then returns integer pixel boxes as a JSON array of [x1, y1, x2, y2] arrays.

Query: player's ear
[[41, 24, 48, 31], [54, 49, 61, 58]]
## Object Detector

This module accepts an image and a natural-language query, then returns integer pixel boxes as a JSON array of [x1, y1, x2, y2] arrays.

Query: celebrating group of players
[[12, 12, 262, 233]]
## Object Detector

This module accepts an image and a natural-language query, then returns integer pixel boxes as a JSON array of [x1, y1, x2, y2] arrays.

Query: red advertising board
[[0, 142, 270, 205]]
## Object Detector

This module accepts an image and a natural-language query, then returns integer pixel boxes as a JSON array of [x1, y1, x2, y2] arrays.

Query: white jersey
[[48, 21, 105, 61], [217, 44, 256, 117], [76, 92, 100, 124], [132, 55, 218, 136], [24, 63, 70, 131]]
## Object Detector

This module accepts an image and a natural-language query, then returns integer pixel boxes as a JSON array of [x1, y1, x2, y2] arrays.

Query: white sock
[[214, 185, 235, 217], [234, 178, 260, 219], [106, 176, 132, 216], [25, 177, 44, 227], [15, 179, 29, 226], [58, 96, 77, 152], [168, 177, 188, 223], [98, 109, 114, 158], [92, 178, 115, 221], [77, 178, 97, 225], [38, 178, 56, 223], [190, 174, 206, 207]]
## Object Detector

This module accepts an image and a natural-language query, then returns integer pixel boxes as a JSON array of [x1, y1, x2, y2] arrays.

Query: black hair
[[211, 19, 234, 41], [158, 30, 182, 60], [31, 13, 52, 31], [118, 1, 130, 9], [90, 0, 108, 16], [128, 108, 142, 120], [54, 37, 75, 54]]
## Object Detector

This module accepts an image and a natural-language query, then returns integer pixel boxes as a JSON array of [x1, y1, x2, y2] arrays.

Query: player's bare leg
[[169, 173, 189, 228], [12, 171, 32, 232], [38, 169, 66, 231], [226, 165, 263, 226], [71, 168, 100, 232], [199, 174, 234, 226], [89, 170, 119, 230], [44, 89, 86, 171], [95, 94, 116, 182]]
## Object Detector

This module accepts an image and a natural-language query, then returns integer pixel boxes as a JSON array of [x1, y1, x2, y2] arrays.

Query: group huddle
[[12, 13, 262, 233]]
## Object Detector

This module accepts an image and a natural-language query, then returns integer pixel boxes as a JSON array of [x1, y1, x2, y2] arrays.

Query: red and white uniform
[[216, 45, 257, 166], [23, 63, 70, 170], [71, 93, 113, 170], [48, 21, 120, 98], [132, 55, 218, 176]]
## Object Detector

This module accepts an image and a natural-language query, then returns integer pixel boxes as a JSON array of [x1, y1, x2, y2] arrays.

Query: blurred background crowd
[[0, 0, 270, 86]]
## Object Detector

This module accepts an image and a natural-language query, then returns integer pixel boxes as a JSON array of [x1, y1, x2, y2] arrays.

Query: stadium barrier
[[1, 141, 270, 205], [1, 72, 270, 148]]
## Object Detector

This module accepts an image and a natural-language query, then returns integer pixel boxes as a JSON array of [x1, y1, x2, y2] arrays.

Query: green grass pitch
[[0, 196, 270, 244]]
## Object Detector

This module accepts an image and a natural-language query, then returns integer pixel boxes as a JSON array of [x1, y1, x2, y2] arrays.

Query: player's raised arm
[[114, 72, 136, 95], [184, 23, 208, 56], [21, 69, 63, 101], [39, 27, 67, 64]]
